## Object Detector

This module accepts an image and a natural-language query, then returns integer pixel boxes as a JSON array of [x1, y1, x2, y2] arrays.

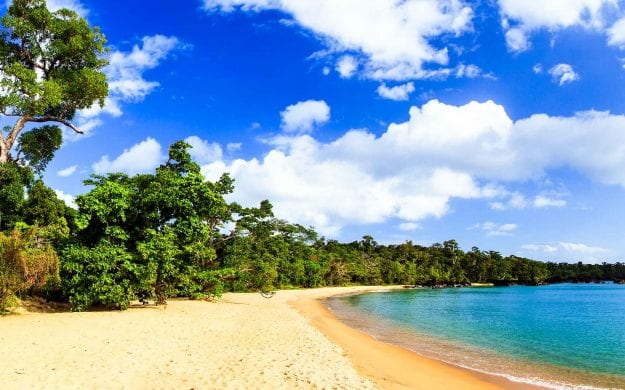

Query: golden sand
[[0, 287, 533, 389]]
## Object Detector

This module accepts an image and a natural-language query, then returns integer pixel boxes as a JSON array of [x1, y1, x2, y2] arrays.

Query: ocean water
[[327, 284, 625, 389]]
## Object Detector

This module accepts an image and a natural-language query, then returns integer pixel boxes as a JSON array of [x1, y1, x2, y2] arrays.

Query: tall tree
[[0, 0, 108, 165]]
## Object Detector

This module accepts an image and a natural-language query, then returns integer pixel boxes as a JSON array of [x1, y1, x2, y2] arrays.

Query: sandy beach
[[0, 287, 530, 389]]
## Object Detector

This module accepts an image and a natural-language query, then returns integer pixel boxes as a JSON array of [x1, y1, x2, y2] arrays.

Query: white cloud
[[398, 222, 421, 231], [92, 137, 163, 175], [79, 98, 123, 119], [548, 64, 580, 85], [522, 241, 610, 263], [322, 66, 330, 76], [498, 0, 617, 52], [57, 165, 78, 177], [490, 192, 527, 210], [455, 64, 482, 78], [280, 100, 330, 133], [185, 136, 223, 164], [106, 35, 180, 102], [471, 222, 517, 236], [533, 195, 566, 208], [608, 16, 625, 46], [196, 99, 625, 236], [377, 82, 415, 101], [203, 0, 474, 80], [227, 142, 242, 153], [336, 55, 358, 78], [504, 27, 530, 52], [490, 191, 566, 210], [533, 63, 543, 74], [75, 35, 182, 134], [54, 189, 77, 209]]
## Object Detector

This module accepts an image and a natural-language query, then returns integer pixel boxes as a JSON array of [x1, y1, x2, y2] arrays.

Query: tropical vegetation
[[1, 1, 623, 312]]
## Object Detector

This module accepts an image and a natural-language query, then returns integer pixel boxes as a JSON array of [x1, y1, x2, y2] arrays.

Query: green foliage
[[60, 142, 233, 310], [60, 241, 134, 311], [0, 227, 59, 312], [0, 0, 108, 116], [0, 162, 33, 231], [0, 0, 108, 166], [22, 180, 70, 241], [17, 125, 62, 173], [0, 139, 612, 312]]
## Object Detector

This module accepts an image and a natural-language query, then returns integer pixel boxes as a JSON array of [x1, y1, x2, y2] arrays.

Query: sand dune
[[0, 287, 521, 389]]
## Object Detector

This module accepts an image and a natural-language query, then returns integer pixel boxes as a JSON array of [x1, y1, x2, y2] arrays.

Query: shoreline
[[290, 286, 540, 390], [0, 286, 572, 389]]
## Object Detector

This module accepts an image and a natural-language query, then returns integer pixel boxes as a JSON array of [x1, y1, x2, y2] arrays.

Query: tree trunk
[[0, 139, 8, 164], [0, 116, 28, 164], [0, 114, 82, 164]]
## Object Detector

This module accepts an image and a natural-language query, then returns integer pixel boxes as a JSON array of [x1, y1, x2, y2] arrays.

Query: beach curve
[[1, 286, 536, 389]]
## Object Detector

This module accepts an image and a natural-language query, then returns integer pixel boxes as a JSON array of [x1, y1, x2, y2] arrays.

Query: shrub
[[0, 228, 59, 312]]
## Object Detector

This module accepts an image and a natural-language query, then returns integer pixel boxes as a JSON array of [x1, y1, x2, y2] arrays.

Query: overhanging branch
[[32, 116, 84, 134], [4, 114, 83, 155]]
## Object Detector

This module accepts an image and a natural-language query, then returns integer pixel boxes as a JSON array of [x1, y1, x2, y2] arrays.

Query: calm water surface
[[328, 284, 625, 389]]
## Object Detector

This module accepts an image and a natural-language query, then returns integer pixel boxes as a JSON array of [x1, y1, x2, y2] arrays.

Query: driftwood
[[257, 290, 276, 299]]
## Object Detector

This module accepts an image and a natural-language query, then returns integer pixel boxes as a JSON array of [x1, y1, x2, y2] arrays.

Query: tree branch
[[4, 114, 83, 156], [29, 116, 84, 134]]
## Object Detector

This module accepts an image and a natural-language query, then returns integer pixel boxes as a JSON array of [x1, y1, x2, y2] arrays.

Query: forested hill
[[2, 141, 624, 312]]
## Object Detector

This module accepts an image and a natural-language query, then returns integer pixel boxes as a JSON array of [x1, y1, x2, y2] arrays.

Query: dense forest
[[1, 1, 624, 312], [2, 140, 624, 312]]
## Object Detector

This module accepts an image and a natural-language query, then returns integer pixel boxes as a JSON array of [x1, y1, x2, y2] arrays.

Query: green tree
[[22, 180, 70, 241], [0, 0, 108, 164], [0, 162, 33, 231], [61, 141, 234, 310]]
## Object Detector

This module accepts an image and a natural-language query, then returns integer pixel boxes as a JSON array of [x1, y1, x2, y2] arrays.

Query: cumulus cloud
[[57, 165, 78, 177], [75, 35, 182, 135], [548, 64, 580, 85], [522, 241, 610, 263], [470, 222, 517, 236], [336, 55, 358, 78], [504, 27, 531, 52], [92, 137, 163, 175], [377, 82, 415, 101], [498, 0, 616, 52], [203, 0, 474, 80], [195, 99, 625, 236], [106, 35, 181, 101], [280, 100, 330, 133], [608, 16, 625, 47], [54, 189, 77, 209], [185, 136, 223, 164]]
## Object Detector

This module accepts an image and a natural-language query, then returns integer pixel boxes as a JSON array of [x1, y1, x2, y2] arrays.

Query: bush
[[60, 241, 134, 311], [0, 228, 59, 312]]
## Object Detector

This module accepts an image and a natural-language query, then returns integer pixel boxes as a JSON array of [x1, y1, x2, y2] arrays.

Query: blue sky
[[7, 0, 625, 263]]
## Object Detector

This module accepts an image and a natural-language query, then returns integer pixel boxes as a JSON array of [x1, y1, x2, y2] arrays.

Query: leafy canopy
[[0, 0, 108, 166]]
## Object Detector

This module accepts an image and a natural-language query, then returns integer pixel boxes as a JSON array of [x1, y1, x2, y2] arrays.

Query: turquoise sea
[[327, 284, 625, 389]]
